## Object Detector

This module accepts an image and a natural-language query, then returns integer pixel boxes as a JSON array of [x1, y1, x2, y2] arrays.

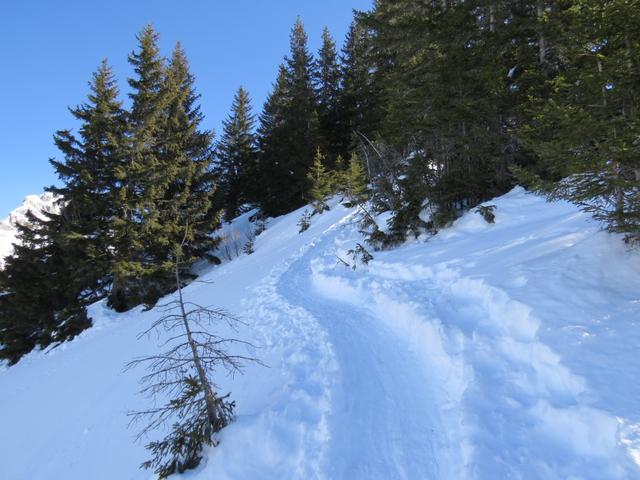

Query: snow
[[1, 187, 640, 479], [0, 192, 59, 268]]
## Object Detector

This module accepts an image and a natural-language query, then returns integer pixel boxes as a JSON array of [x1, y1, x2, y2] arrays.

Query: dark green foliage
[[140, 379, 235, 479], [315, 27, 345, 164], [256, 18, 320, 216], [340, 21, 384, 152], [359, 1, 515, 244], [0, 60, 126, 363], [242, 238, 255, 255], [307, 148, 333, 214], [152, 43, 219, 297], [1, 27, 221, 363], [110, 24, 170, 311], [0, 213, 92, 364], [214, 87, 258, 220], [255, 65, 291, 217], [110, 29, 218, 311], [518, 0, 640, 240]]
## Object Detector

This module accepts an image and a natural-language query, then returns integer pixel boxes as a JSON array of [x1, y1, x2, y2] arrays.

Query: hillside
[[0, 187, 639, 479]]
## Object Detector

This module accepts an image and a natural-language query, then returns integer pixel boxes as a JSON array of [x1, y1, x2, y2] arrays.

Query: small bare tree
[[127, 225, 260, 478]]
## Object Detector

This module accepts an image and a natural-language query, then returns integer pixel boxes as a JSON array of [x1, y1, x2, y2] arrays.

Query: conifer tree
[[214, 86, 258, 220], [255, 65, 291, 216], [256, 18, 320, 216], [282, 17, 320, 208], [110, 24, 169, 311], [50, 59, 127, 297], [520, 0, 640, 240], [108, 28, 219, 312], [149, 43, 220, 298], [0, 60, 125, 363], [307, 148, 333, 213], [314, 27, 344, 164], [340, 21, 382, 151], [0, 213, 91, 364], [342, 152, 369, 207]]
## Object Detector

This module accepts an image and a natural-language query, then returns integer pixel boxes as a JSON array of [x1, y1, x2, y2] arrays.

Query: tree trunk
[[174, 258, 221, 431], [537, 0, 547, 66]]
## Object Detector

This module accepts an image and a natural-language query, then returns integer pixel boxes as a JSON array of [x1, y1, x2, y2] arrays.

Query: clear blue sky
[[0, 0, 372, 217]]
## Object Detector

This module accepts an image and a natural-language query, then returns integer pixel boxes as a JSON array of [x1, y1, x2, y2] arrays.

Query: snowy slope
[[1, 187, 639, 479], [0, 192, 59, 268]]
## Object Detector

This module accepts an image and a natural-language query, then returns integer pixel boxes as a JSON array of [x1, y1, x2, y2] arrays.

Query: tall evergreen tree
[[256, 18, 320, 216], [307, 148, 333, 213], [151, 43, 220, 293], [340, 20, 383, 151], [519, 0, 640, 240], [214, 86, 258, 220], [110, 24, 169, 311], [0, 214, 92, 364], [314, 27, 344, 165], [359, 1, 515, 243], [0, 60, 126, 363], [50, 59, 127, 297], [255, 65, 291, 216]]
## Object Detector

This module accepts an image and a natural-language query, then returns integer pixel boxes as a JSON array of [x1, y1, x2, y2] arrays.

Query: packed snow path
[[279, 232, 448, 479], [1, 188, 639, 479]]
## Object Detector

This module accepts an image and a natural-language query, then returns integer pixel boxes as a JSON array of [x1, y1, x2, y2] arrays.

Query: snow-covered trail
[[1, 188, 639, 479], [278, 232, 447, 479]]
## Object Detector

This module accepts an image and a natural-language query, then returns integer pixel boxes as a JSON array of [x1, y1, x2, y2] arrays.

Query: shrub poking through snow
[[298, 210, 312, 233], [476, 205, 496, 224], [347, 243, 374, 269], [243, 238, 255, 255], [341, 152, 369, 208], [127, 227, 260, 478], [307, 148, 333, 214]]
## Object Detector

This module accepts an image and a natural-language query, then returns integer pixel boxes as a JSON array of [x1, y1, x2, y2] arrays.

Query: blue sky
[[0, 0, 372, 217]]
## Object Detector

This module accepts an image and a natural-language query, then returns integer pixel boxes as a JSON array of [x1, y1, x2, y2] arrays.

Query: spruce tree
[[214, 86, 258, 220], [256, 18, 320, 217], [342, 152, 369, 207], [340, 21, 382, 151], [283, 17, 320, 209], [110, 24, 169, 311], [314, 27, 344, 164], [151, 43, 220, 296], [255, 65, 291, 216], [0, 213, 91, 364], [0, 60, 125, 363], [519, 0, 640, 240], [50, 59, 127, 298], [307, 148, 333, 213]]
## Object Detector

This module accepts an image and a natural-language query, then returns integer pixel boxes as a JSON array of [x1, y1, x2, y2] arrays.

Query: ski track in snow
[[1, 188, 640, 479]]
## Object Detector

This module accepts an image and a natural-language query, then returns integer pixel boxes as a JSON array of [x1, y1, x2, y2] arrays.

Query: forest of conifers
[[1, 0, 638, 364]]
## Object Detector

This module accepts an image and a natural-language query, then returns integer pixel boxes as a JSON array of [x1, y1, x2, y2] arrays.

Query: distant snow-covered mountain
[[0, 192, 59, 268]]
